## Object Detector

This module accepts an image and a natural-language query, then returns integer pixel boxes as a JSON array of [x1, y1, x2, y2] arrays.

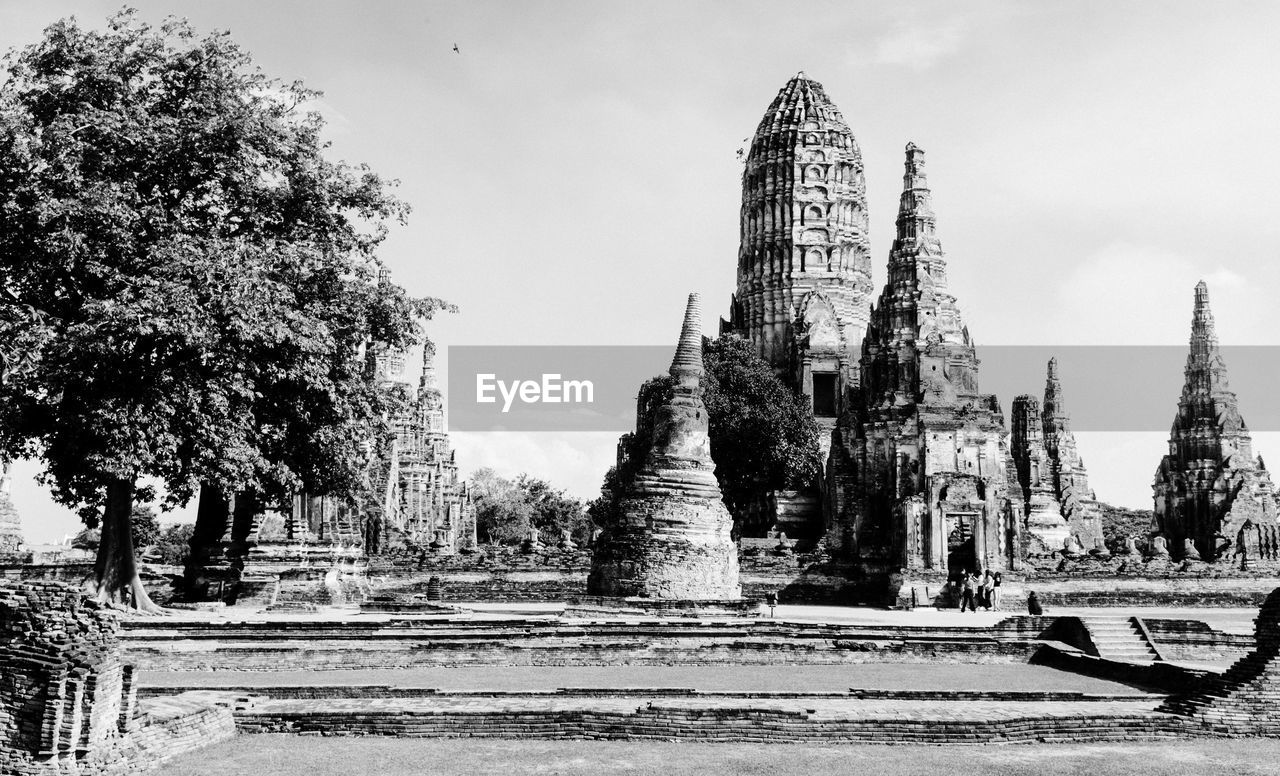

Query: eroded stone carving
[[588, 294, 741, 600], [1153, 282, 1280, 561]]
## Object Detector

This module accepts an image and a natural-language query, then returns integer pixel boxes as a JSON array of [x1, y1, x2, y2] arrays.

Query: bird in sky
[[452, 43, 460, 53]]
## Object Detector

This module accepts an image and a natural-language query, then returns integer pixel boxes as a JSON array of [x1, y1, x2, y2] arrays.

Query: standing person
[[960, 570, 976, 613], [980, 570, 995, 611], [992, 571, 1003, 610]]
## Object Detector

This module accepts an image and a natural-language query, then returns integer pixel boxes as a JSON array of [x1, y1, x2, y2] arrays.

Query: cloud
[[1005, 241, 1278, 346], [872, 21, 966, 69]]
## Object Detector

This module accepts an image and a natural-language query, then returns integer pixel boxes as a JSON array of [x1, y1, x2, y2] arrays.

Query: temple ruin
[[721, 72, 874, 433], [588, 293, 741, 600], [1010, 359, 1104, 555], [1153, 281, 1279, 561], [826, 143, 1018, 598], [380, 344, 477, 554], [184, 336, 475, 603], [0, 461, 26, 561]]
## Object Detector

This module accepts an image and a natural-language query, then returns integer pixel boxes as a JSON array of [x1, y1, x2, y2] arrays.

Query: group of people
[[951, 569, 1001, 612]]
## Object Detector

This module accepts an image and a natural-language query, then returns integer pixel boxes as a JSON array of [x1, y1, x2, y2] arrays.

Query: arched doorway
[[947, 513, 977, 574]]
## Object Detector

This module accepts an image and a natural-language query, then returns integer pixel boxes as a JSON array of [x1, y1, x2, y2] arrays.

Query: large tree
[[589, 334, 822, 528], [0, 12, 437, 610]]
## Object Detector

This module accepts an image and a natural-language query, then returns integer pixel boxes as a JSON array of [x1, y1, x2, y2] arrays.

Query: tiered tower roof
[[729, 72, 872, 387], [861, 144, 984, 409]]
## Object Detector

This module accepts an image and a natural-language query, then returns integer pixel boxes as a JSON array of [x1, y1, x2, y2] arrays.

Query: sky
[[2, 1, 1279, 543]]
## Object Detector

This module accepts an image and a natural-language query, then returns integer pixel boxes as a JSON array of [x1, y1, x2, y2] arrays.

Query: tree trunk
[[89, 477, 164, 614]]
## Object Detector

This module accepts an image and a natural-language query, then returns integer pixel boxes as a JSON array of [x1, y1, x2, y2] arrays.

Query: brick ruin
[[719, 72, 873, 539], [588, 294, 741, 600], [375, 343, 477, 554], [1, 582, 131, 774], [721, 72, 873, 426], [1010, 359, 1104, 556], [0, 582, 233, 773], [0, 460, 27, 561], [1161, 585, 1280, 733], [826, 143, 1018, 596], [1153, 281, 1279, 563]]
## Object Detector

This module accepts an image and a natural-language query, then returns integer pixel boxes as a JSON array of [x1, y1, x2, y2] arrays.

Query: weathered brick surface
[[230, 696, 1189, 744], [1144, 619, 1255, 662], [1161, 586, 1280, 733], [119, 618, 1043, 672], [0, 582, 231, 774], [588, 295, 740, 600]]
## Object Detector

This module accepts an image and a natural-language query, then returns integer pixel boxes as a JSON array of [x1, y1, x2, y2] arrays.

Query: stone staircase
[[1080, 616, 1161, 663]]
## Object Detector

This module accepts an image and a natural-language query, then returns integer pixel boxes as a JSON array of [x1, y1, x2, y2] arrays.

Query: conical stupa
[[587, 293, 741, 599]]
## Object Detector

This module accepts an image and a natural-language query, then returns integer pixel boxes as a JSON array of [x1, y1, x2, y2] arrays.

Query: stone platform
[[224, 693, 1178, 744], [562, 596, 761, 618]]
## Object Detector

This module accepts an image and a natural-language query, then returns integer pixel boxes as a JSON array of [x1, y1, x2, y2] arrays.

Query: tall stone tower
[[387, 344, 477, 553], [1041, 358, 1103, 544], [1010, 394, 1069, 551], [1008, 360, 1105, 554], [723, 72, 873, 422], [1153, 282, 1278, 561], [589, 294, 741, 600], [828, 144, 1016, 593]]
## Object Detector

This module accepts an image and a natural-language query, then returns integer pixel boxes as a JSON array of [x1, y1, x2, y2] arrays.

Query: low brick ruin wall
[[1144, 619, 1256, 663], [120, 619, 1043, 672], [1020, 574, 1280, 608], [232, 704, 1189, 744], [368, 548, 860, 605], [0, 582, 231, 775]]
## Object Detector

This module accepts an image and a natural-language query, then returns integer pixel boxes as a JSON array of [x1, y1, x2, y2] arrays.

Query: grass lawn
[[163, 736, 1280, 776]]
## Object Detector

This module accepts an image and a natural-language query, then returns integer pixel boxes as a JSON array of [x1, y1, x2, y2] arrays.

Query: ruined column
[[0, 582, 127, 774], [587, 293, 741, 600], [1010, 395, 1070, 552]]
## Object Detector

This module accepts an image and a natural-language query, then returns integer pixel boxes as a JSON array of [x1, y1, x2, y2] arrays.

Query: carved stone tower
[[1153, 282, 1279, 560], [0, 460, 26, 559], [828, 144, 1016, 595], [387, 344, 477, 553], [1011, 395, 1069, 551], [589, 294, 741, 600], [1041, 358, 1103, 546], [723, 72, 873, 424]]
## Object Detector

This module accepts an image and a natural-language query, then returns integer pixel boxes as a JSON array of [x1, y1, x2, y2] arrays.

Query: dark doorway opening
[[812, 373, 838, 417], [947, 515, 977, 574]]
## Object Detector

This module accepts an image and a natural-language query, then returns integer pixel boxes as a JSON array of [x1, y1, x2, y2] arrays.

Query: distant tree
[[0, 12, 439, 610], [152, 523, 194, 566], [588, 335, 822, 526], [520, 474, 590, 546], [129, 505, 161, 550], [471, 468, 586, 546], [1099, 503, 1156, 552], [71, 528, 100, 551]]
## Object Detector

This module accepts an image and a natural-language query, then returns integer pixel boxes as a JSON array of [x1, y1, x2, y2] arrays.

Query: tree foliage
[[470, 467, 588, 547], [151, 522, 194, 565], [129, 504, 161, 549], [0, 11, 442, 609], [589, 335, 822, 526]]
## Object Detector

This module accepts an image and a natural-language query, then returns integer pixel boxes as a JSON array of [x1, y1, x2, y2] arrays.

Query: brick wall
[[0, 581, 231, 775]]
